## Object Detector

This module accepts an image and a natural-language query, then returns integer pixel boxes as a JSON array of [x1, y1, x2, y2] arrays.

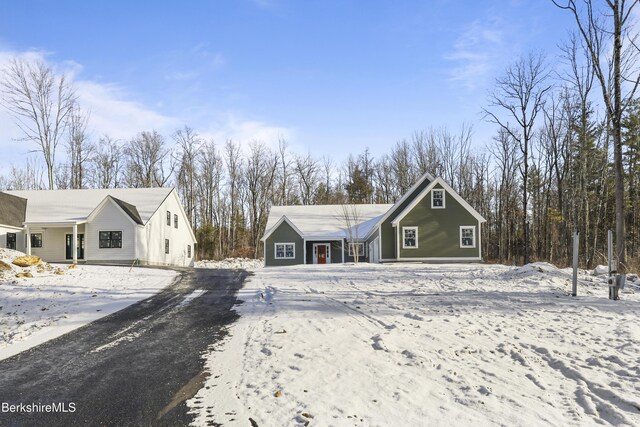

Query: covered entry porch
[[25, 221, 86, 264], [304, 239, 345, 264]]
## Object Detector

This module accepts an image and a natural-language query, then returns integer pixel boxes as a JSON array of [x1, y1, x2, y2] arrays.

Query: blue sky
[[0, 0, 575, 168]]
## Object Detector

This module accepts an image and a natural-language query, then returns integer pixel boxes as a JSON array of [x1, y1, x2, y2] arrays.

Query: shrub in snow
[[12, 255, 42, 267]]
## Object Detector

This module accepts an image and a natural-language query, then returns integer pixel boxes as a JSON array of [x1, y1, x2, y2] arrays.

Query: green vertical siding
[[380, 176, 432, 259], [265, 220, 304, 266], [398, 185, 480, 258]]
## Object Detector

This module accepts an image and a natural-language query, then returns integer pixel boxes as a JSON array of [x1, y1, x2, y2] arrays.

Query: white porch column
[[25, 225, 31, 255], [72, 223, 78, 264], [303, 239, 307, 264], [341, 239, 345, 263]]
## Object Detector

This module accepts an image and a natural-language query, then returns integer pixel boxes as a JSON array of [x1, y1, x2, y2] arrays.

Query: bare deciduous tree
[[554, 0, 640, 273], [124, 130, 173, 188], [0, 58, 77, 189], [339, 204, 363, 264], [67, 106, 92, 189], [174, 126, 201, 225], [91, 135, 121, 188], [483, 53, 551, 265], [295, 153, 320, 205]]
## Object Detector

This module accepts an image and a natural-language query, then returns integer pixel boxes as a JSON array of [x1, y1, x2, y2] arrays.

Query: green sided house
[[261, 171, 486, 266]]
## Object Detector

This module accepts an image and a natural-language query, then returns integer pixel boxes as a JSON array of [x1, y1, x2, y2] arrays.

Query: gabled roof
[[364, 170, 435, 238], [6, 188, 173, 224], [0, 192, 27, 228], [390, 177, 486, 225], [261, 215, 304, 241], [262, 204, 393, 241], [86, 195, 146, 226], [262, 172, 486, 243]]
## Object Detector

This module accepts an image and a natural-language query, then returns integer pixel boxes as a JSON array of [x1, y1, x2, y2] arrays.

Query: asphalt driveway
[[0, 267, 249, 426]]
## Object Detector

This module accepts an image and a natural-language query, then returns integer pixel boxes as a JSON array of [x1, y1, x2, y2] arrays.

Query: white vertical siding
[[85, 201, 136, 262], [139, 190, 196, 267]]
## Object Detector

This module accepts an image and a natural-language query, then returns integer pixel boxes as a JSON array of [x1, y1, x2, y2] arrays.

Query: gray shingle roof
[[0, 192, 27, 228], [110, 196, 144, 225]]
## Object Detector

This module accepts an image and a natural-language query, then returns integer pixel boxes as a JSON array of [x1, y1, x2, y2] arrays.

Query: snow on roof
[[264, 204, 393, 240], [6, 188, 173, 224]]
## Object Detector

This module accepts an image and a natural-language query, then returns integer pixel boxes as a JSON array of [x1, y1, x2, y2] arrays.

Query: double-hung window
[[174, 214, 178, 229], [165, 239, 170, 254], [30, 233, 43, 248], [6, 233, 16, 250], [99, 231, 122, 248], [460, 226, 476, 248], [274, 243, 295, 259], [403, 227, 418, 249], [431, 189, 445, 208], [166, 211, 171, 226], [348, 242, 365, 257]]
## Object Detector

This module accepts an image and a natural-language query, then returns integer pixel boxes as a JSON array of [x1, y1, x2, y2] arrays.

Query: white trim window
[[275, 242, 295, 259], [431, 189, 445, 208], [460, 226, 476, 248], [348, 242, 364, 257], [402, 226, 418, 249]]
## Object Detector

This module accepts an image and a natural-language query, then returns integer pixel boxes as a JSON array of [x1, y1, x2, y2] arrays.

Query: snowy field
[[0, 249, 177, 360], [189, 262, 640, 427]]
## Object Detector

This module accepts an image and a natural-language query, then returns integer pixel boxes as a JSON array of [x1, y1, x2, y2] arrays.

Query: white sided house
[[0, 188, 196, 267]]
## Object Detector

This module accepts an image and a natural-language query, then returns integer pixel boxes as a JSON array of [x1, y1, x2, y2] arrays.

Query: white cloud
[[75, 80, 179, 140], [0, 49, 294, 166], [445, 20, 509, 89], [200, 113, 295, 149], [0, 49, 179, 147]]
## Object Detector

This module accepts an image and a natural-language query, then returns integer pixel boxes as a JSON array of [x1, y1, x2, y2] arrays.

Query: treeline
[[0, 110, 638, 270], [2, 2, 640, 268]]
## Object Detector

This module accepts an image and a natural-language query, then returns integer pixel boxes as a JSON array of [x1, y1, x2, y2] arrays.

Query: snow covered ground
[[196, 258, 264, 270], [188, 262, 640, 427], [0, 249, 177, 360]]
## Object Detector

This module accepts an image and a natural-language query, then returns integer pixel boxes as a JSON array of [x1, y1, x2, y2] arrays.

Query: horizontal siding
[[85, 201, 136, 261], [0, 226, 25, 252], [29, 225, 86, 262]]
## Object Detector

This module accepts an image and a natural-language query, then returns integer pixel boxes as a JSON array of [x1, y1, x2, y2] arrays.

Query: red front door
[[317, 245, 327, 264]]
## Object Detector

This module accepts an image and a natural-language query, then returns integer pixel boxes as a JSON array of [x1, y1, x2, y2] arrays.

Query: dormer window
[[431, 189, 445, 208]]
